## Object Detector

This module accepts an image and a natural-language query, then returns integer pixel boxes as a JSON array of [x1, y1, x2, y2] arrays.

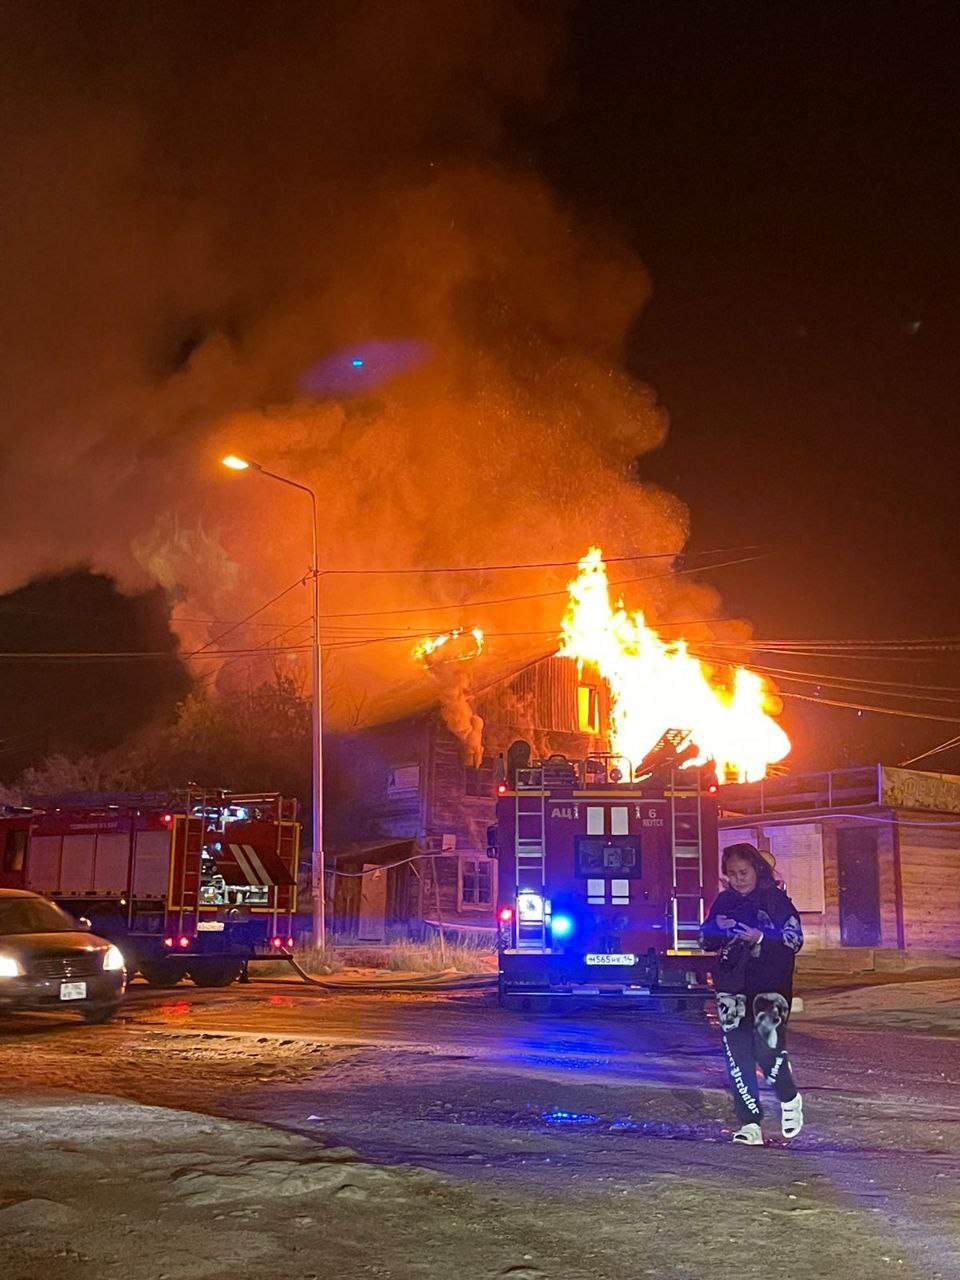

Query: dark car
[[0, 889, 127, 1023]]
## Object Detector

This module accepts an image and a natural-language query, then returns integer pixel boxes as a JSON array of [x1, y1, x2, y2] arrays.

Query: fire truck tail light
[[178, 935, 191, 949], [163, 937, 174, 948], [286, 936, 295, 948], [271, 936, 284, 949], [707, 784, 719, 796], [498, 907, 514, 924], [496, 783, 508, 796], [161, 813, 174, 827]]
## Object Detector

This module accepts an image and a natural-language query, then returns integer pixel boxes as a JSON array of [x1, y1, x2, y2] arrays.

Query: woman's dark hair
[[721, 842, 776, 887]]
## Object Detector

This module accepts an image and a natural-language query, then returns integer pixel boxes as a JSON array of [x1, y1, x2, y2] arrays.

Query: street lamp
[[222, 454, 325, 947]]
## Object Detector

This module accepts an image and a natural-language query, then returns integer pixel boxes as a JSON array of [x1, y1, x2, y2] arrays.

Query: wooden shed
[[718, 765, 960, 964]]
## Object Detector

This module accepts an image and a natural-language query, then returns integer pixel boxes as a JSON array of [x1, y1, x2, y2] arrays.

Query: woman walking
[[701, 842, 805, 1145]]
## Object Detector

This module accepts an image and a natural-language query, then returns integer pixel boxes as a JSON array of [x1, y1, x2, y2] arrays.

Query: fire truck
[[0, 790, 300, 987], [494, 745, 719, 1005]]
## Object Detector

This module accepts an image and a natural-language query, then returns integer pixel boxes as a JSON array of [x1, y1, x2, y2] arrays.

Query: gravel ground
[[0, 978, 958, 1280]]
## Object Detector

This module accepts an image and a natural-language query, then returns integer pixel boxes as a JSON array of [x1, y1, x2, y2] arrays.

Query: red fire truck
[[494, 751, 719, 1005], [0, 790, 300, 987]]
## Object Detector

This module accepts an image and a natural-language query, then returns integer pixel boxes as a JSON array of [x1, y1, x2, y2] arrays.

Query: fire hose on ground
[[256, 845, 499, 993], [267, 948, 498, 994]]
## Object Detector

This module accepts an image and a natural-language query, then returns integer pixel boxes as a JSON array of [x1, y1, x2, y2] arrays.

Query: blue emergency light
[[551, 913, 575, 939]]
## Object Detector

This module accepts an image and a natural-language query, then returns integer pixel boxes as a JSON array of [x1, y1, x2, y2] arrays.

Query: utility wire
[[318, 545, 758, 576], [776, 688, 960, 724], [898, 733, 960, 767], [688, 652, 960, 701], [193, 577, 308, 654], [318, 552, 766, 620], [695, 636, 960, 653], [0, 546, 755, 627]]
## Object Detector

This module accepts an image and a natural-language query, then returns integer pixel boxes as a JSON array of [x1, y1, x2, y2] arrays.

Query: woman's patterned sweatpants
[[716, 991, 799, 1123]]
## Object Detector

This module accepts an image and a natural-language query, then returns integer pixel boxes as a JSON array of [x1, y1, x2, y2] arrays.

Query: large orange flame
[[558, 547, 790, 783]]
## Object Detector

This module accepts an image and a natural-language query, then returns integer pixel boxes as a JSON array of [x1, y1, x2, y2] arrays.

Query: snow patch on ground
[[802, 978, 960, 1028], [0, 1094, 442, 1280]]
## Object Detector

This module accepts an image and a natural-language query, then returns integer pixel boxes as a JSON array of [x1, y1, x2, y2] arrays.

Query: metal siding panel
[[132, 831, 172, 897], [58, 834, 96, 894], [26, 835, 63, 893], [92, 833, 130, 896]]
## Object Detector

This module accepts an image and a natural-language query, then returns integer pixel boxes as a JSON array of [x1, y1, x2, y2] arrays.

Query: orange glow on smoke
[[558, 547, 790, 783]]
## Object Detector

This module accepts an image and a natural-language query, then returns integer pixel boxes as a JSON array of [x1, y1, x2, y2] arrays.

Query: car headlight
[[0, 953, 24, 978], [102, 945, 125, 972]]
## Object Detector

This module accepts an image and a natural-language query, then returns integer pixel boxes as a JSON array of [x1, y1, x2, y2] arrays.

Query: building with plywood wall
[[718, 766, 960, 965]]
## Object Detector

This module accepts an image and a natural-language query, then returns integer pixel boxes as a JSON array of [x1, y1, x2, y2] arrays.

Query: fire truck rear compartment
[[495, 756, 718, 1009]]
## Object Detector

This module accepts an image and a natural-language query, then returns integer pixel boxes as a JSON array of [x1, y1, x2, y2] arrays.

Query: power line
[[899, 733, 960, 767], [193, 576, 308, 654], [719, 811, 960, 831], [689, 652, 960, 702], [696, 636, 960, 653], [776, 688, 960, 724], [319, 545, 758, 576], [196, 616, 316, 687], [318, 552, 767, 620], [0, 547, 756, 627]]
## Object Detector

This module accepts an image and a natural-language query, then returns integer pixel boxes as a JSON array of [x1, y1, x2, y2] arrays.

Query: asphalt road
[[1, 977, 958, 1279]]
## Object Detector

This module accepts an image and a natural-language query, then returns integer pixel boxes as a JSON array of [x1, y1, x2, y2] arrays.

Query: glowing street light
[[221, 454, 326, 946]]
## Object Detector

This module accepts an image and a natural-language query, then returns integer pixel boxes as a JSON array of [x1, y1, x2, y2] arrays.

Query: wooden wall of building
[[897, 820, 960, 952], [718, 813, 901, 953]]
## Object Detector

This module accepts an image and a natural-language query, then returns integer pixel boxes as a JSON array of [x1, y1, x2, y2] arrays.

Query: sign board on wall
[[718, 823, 825, 913], [881, 766, 960, 815], [763, 823, 825, 913]]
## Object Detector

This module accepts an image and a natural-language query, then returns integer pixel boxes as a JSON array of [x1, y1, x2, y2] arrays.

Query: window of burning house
[[386, 764, 421, 800], [577, 683, 600, 734], [459, 857, 493, 908], [464, 756, 495, 797]]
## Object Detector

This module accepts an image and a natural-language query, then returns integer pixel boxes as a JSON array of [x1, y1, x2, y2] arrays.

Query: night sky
[[540, 2, 960, 770], [2, 1, 958, 778]]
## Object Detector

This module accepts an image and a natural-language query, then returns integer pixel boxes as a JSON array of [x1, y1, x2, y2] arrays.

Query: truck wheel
[[139, 963, 187, 988], [188, 960, 244, 988]]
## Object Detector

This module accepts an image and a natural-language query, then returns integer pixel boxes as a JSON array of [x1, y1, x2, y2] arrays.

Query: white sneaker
[[781, 1093, 804, 1139], [732, 1122, 763, 1145]]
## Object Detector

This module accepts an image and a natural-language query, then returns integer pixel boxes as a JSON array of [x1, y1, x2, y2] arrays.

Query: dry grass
[[383, 941, 494, 974], [251, 938, 495, 978], [252, 944, 344, 978]]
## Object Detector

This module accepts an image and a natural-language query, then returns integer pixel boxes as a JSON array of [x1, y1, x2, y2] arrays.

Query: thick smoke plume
[[0, 2, 737, 739]]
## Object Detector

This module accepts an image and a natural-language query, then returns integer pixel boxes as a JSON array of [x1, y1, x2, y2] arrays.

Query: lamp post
[[222, 455, 325, 947]]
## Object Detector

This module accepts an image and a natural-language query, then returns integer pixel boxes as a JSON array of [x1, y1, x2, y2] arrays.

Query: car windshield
[[0, 897, 77, 935]]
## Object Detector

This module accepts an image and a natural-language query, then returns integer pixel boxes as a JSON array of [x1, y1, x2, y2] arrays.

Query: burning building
[[324, 547, 791, 941]]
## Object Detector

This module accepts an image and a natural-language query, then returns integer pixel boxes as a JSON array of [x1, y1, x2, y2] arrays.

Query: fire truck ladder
[[514, 765, 548, 951], [176, 789, 210, 936], [669, 770, 705, 952]]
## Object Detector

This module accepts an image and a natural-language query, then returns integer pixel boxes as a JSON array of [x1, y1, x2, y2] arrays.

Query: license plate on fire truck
[[585, 953, 636, 966], [60, 982, 87, 1000]]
